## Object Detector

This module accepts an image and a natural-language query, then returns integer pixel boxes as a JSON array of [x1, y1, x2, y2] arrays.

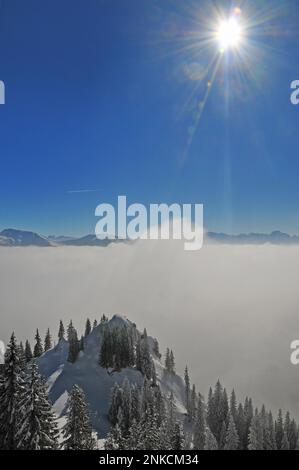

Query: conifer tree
[[62, 385, 95, 450], [0, 333, 26, 449], [85, 318, 91, 337], [248, 415, 263, 450], [224, 413, 239, 450], [17, 362, 58, 449], [230, 389, 237, 423], [275, 409, 284, 450], [165, 348, 171, 372], [25, 340, 33, 363], [173, 422, 185, 450], [33, 329, 43, 358], [193, 394, 205, 450], [207, 380, 227, 445], [67, 326, 80, 363], [235, 403, 246, 449], [67, 320, 75, 342], [204, 427, 218, 450], [169, 350, 175, 374], [44, 328, 52, 352], [288, 419, 298, 450], [190, 384, 197, 419], [18, 342, 27, 371], [93, 319, 98, 329], [281, 431, 290, 450], [140, 329, 152, 379], [58, 320, 65, 341], [184, 366, 190, 416], [243, 397, 253, 449], [263, 411, 277, 450]]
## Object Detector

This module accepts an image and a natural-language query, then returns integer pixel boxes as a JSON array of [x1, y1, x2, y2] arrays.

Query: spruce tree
[[264, 411, 277, 450], [17, 362, 58, 449], [190, 384, 197, 419], [44, 328, 52, 352], [169, 350, 175, 374], [288, 419, 298, 450], [235, 403, 246, 449], [248, 415, 263, 450], [67, 326, 80, 363], [281, 431, 290, 450], [204, 427, 218, 450], [224, 413, 239, 450], [165, 348, 171, 372], [25, 340, 33, 363], [140, 330, 152, 379], [275, 409, 284, 450], [193, 394, 205, 450], [85, 318, 92, 336], [33, 329, 43, 357], [230, 389, 237, 423], [62, 385, 95, 450], [0, 333, 26, 449], [184, 366, 190, 416], [58, 320, 65, 341]]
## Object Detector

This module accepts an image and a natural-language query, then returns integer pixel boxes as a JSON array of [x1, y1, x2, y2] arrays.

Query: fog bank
[[0, 241, 299, 417]]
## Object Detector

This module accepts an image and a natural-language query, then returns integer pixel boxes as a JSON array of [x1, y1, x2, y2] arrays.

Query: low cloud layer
[[0, 241, 299, 418]]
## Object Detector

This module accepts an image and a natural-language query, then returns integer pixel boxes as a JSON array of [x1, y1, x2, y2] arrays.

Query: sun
[[216, 17, 242, 52]]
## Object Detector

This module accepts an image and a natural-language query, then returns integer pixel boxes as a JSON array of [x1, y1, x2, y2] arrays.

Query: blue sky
[[0, 0, 299, 236]]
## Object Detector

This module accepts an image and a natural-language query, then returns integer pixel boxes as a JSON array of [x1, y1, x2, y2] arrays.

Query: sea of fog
[[0, 241, 299, 418]]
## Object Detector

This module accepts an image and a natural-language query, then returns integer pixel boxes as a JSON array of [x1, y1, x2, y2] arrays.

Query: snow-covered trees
[[165, 348, 175, 374], [0, 334, 59, 451], [2, 316, 299, 452], [207, 380, 228, 447], [0, 333, 26, 449], [106, 379, 185, 451], [99, 326, 135, 371], [204, 427, 218, 450], [17, 362, 58, 449], [62, 385, 95, 450], [224, 413, 239, 450]]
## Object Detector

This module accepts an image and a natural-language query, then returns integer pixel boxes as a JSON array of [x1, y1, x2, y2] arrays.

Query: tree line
[[1, 315, 299, 450]]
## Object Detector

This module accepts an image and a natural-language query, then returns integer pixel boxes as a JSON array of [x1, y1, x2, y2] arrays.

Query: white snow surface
[[37, 315, 187, 437]]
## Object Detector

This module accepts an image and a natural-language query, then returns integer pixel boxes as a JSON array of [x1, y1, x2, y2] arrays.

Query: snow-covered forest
[[0, 314, 298, 450]]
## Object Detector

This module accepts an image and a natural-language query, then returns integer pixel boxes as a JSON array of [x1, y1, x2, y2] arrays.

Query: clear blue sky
[[0, 0, 299, 236]]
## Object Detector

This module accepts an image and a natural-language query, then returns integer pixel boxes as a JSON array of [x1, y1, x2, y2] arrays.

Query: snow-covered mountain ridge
[[2, 227, 299, 247], [37, 315, 187, 438]]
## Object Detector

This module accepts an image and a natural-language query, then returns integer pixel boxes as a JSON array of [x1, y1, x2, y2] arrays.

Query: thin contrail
[[67, 189, 101, 194]]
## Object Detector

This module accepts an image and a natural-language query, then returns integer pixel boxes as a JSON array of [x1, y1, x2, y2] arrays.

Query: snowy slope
[[0, 229, 53, 246], [37, 315, 187, 437]]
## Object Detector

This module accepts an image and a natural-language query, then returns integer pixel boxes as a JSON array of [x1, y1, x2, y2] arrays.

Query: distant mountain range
[[0, 229, 122, 247], [207, 230, 299, 245], [1, 228, 299, 247]]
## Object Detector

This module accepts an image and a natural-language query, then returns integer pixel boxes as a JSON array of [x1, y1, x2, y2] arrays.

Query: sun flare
[[216, 17, 242, 52]]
